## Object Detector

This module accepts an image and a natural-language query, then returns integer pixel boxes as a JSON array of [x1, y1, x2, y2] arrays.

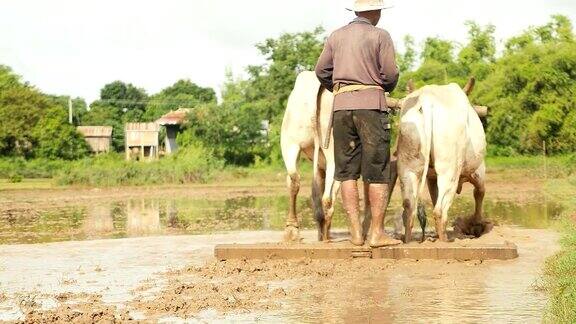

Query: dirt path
[[0, 226, 558, 322]]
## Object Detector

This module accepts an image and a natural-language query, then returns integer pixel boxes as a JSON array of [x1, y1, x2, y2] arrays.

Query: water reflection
[[126, 200, 161, 236], [82, 204, 114, 236], [280, 251, 547, 323], [0, 195, 563, 245]]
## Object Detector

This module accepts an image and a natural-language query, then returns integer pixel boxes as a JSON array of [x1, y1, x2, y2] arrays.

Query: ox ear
[[406, 79, 415, 94], [463, 77, 476, 96]]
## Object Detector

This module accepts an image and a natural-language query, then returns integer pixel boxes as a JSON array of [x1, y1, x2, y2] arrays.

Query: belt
[[333, 84, 383, 96], [323, 84, 387, 150]]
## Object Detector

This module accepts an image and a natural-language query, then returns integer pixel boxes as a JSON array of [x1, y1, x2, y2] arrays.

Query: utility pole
[[68, 96, 73, 125]]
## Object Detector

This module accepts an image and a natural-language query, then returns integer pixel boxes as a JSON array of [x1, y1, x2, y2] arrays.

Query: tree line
[[0, 15, 573, 164]]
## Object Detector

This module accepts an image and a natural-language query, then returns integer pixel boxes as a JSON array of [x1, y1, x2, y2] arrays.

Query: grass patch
[[487, 154, 576, 178], [213, 159, 314, 186], [0, 178, 54, 190], [542, 177, 576, 323], [55, 145, 223, 187], [0, 158, 68, 179]]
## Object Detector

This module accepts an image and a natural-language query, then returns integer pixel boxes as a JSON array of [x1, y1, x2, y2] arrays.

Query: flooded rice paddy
[[0, 195, 563, 245], [0, 184, 563, 322]]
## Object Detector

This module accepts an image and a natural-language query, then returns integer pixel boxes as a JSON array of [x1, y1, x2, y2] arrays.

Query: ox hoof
[[393, 233, 405, 242], [284, 226, 301, 243], [453, 216, 494, 239], [320, 225, 333, 242]]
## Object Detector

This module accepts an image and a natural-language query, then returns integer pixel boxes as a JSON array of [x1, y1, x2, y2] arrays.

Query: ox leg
[[320, 147, 339, 242], [470, 164, 486, 222], [312, 166, 326, 241], [427, 177, 438, 206], [322, 179, 341, 242], [282, 144, 301, 242], [452, 163, 491, 238], [400, 171, 420, 243], [434, 174, 459, 242], [414, 177, 436, 242], [388, 159, 405, 237]]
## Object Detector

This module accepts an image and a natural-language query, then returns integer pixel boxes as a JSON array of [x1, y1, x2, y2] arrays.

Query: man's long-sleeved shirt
[[315, 16, 399, 111]]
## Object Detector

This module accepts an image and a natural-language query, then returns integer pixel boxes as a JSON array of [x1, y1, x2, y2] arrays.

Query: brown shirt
[[315, 17, 399, 111]]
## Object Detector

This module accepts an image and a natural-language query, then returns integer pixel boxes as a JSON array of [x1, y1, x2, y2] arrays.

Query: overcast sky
[[1, 0, 575, 103]]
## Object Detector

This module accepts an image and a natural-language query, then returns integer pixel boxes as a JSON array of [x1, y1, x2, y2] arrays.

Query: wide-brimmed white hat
[[346, 0, 394, 12]]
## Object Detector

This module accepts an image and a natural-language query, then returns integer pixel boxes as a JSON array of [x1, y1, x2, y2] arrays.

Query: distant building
[[125, 123, 160, 161], [156, 108, 191, 155], [77, 126, 113, 154]]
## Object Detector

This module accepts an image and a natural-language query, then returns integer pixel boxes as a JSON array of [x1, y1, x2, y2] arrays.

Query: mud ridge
[[131, 258, 400, 319]]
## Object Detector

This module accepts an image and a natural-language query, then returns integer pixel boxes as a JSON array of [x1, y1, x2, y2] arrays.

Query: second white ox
[[397, 83, 487, 242]]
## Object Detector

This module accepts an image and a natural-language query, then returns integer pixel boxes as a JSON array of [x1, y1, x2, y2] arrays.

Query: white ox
[[397, 83, 487, 242], [280, 71, 340, 242]]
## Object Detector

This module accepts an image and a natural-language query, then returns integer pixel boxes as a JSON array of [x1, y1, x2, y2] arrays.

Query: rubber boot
[[367, 183, 402, 248], [341, 180, 364, 246]]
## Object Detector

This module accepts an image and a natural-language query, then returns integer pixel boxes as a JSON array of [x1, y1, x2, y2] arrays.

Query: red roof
[[156, 108, 191, 126]]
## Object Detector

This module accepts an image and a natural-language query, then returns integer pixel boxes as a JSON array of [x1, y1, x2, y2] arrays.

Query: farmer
[[315, 0, 400, 247]]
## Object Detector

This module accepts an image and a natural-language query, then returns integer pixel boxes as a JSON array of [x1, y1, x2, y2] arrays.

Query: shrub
[[55, 144, 223, 186], [8, 173, 23, 183], [0, 158, 68, 178]]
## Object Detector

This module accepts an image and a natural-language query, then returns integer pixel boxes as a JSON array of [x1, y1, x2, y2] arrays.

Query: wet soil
[[130, 226, 557, 322], [0, 227, 558, 322], [19, 293, 131, 324], [0, 169, 560, 322]]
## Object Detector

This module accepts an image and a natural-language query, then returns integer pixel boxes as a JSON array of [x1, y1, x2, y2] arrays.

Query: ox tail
[[312, 81, 325, 176], [311, 141, 325, 225], [418, 103, 433, 197], [312, 83, 326, 226]]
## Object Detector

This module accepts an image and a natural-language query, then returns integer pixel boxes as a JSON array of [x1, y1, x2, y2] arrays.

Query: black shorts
[[333, 110, 392, 184]]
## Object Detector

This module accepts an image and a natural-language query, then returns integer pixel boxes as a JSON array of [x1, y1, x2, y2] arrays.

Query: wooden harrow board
[[215, 241, 518, 261]]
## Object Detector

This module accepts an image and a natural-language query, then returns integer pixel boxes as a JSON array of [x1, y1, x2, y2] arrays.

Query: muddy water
[[0, 228, 558, 323], [276, 227, 557, 323], [0, 188, 562, 322], [0, 195, 562, 244]]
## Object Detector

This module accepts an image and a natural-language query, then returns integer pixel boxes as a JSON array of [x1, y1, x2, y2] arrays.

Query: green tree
[[99, 80, 148, 113], [474, 16, 576, 154], [421, 37, 454, 64], [186, 28, 325, 165], [458, 21, 496, 79], [143, 79, 216, 122], [47, 95, 88, 125], [246, 26, 325, 120], [398, 37, 459, 89], [83, 81, 149, 151], [506, 15, 574, 53], [0, 65, 88, 159], [0, 65, 43, 157], [398, 35, 417, 73], [33, 106, 90, 160], [179, 73, 265, 165]]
